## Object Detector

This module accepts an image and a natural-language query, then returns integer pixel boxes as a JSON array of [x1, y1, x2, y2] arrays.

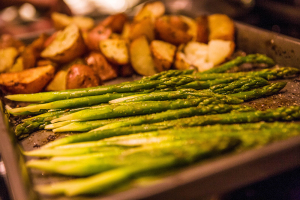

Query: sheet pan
[[1, 4, 300, 200]]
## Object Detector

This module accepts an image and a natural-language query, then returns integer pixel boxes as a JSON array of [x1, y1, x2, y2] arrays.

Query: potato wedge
[[99, 39, 129, 65], [129, 18, 155, 41], [0, 65, 55, 94], [41, 24, 86, 63], [208, 39, 235, 65], [119, 64, 135, 77], [66, 64, 101, 89], [175, 41, 214, 72], [134, 1, 165, 22], [0, 34, 24, 50], [0, 47, 19, 73], [155, 15, 193, 45], [22, 33, 47, 69], [130, 36, 157, 76], [51, 12, 94, 30], [85, 52, 118, 81], [208, 14, 235, 41], [84, 24, 112, 51], [101, 13, 127, 33], [46, 59, 84, 91], [195, 15, 209, 43], [150, 40, 176, 72]]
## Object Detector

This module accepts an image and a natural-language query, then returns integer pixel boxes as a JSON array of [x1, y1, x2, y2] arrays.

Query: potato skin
[[101, 13, 127, 33], [155, 16, 193, 45], [0, 65, 55, 94], [85, 52, 118, 81], [66, 64, 101, 89], [84, 24, 112, 51]]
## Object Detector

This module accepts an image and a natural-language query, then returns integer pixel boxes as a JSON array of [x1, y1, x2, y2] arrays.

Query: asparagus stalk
[[51, 97, 243, 123], [209, 76, 269, 94], [42, 119, 298, 149], [143, 69, 194, 80], [88, 104, 253, 133], [201, 54, 275, 74], [192, 67, 299, 80], [230, 82, 286, 100], [7, 93, 140, 115], [4, 76, 200, 102]]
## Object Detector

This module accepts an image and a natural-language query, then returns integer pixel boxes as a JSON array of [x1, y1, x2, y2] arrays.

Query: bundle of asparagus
[[5, 54, 300, 197]]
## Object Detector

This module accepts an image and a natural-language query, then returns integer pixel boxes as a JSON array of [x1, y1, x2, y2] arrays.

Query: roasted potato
[[174, 41, 213, 72], [46, 59, 84, 91], [41, 24, 86, 63], [119, 64, 135, 77], [99, 39, 129, 65], [208, 14, 235, 41], [130, 36, 157, 76], [51, 12, 95, 30], [129, 18, 155, 41], [22, 33, 48, 69], [150, 40, 176, 72], [134, 1, 165, 22], [195, 15, 209, 43], [155, 15, 193, 45], [66, 64, 101, 89], [101, 13, 127, 33], [0, 47, 19, 73], [208, 39, 235, 66], [0, 65, 55, 94], [84, 24, 112, 51], [85, 52, 118, 81]]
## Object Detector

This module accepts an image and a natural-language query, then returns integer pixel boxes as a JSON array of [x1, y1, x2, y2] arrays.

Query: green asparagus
[[201, 54, 275, 74]]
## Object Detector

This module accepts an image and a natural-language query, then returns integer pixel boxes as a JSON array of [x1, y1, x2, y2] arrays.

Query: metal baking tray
[[1, 3, 300, 200]]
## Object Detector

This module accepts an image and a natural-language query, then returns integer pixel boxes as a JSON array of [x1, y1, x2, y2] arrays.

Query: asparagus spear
[[188, 67, 300, 81], [143, 69, 194, 80], [51, 97, 243, 123], [201, 54, 275, 74], [7, 93, 140, 115], [154, 105, 300, 127], [209, 76, 269, 94], [87, 104, 253, 133], [4, 76, 200, 102], [42, 120, 297, 149]]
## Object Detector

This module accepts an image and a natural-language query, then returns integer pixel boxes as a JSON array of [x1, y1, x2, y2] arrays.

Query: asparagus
[[201, 54, 275, 74], [154, 105, 300, 127], [41, 120, 297, 149], [4, 76, 200, 102], [192, 67, 299, 80], [7, 93, 140, 115], [52, 105, 254, 133], [230, 82, 286, 100], [143, 69, 194, 80], [209, 76, 269, 94], [51, 97, 243, 123]]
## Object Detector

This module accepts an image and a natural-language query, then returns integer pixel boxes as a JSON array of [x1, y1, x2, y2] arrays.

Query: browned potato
[[150, 40, 176, 72], [46, 59, 84, 91], [0, 47, 19, 73], [85, 52, 118, 81], [134, 1, 165, 22], [22, 33, 48, 69], [66, 64, 101, 89], [99, 39, 129, 65], [129, 18, 155, 41], [208, 14, 235, 41], [130, 36, 157, 76], [44, 31, 59, 48], [84, 24, 112, 51], [41, 24, 86, 63], [155, 16, 193, 45], [51, 12, 95, 30], [101, 13, 127, 33], [0, 65, 55, 94], [195, 15, 209, 43]]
